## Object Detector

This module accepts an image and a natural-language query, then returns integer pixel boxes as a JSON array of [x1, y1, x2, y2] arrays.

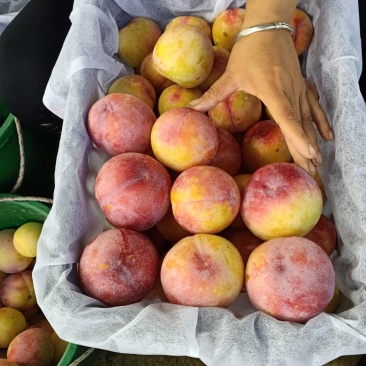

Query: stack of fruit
[[78, 7, 339, 325], [0, 223, 68, 366]]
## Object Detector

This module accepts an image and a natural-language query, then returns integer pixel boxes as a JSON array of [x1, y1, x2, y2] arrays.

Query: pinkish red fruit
[[151, 108, 218, 172], [246, 236, 335, 322], [7, 328, 54, 366], [87, 93, 156, 156], [95, 153, 172, 231], [241, 162, 323, 240], [304, 214, 337, 256], [161, 234, 244, 307], [79, 228, 159, 306], [210, 127, 242, 176], [171, 165, 241, 234]]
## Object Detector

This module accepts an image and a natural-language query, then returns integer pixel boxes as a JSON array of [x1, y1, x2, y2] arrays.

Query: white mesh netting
[[34, 0, 366, 365]]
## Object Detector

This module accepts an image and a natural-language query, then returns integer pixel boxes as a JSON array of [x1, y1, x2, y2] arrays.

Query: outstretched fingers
[[305, 78, 334, 141], [187, 71, 241, 112], [263, 88, 319, 174]]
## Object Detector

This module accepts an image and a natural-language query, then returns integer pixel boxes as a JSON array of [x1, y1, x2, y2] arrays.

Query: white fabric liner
[[0, 0, 30, 33], [34, 0, 366, 365], [0, 0, 29, 15]]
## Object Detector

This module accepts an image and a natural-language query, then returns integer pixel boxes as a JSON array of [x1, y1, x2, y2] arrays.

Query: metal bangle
[[234, 22, 296, 43]]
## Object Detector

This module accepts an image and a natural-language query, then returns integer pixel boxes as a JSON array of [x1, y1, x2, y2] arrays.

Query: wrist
[[242, 0, 298, 29], [235, 23, 295, 43]]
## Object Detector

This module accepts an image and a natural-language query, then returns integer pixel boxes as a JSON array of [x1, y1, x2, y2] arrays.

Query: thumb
[[187, 71, 238, 112]]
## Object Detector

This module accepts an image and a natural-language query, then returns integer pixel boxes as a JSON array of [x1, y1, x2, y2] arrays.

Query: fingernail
[[187, 99, 201, 108], [308, 144, 317, 158], [328, 129, 334, 140], [308, 160, 317, 174], [312, 157, 322, 168]]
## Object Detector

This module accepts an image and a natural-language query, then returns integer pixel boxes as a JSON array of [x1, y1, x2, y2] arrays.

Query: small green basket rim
[[58, 343, 96, 366], [0, 193, 51, 231], [0, 113, 16, 148], [58, 343, 80, 366]]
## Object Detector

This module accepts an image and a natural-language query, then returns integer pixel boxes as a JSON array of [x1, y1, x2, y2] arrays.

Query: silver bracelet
[[234, 22, 296, 43]]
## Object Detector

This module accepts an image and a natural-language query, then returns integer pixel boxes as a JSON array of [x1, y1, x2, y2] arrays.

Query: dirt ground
[[77, 350, 362, 366]]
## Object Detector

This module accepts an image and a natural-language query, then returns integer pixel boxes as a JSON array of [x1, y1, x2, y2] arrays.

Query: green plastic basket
[[58, 343, 97, 366], [0, 194, 97, 366], [0, 193, 50, 230]]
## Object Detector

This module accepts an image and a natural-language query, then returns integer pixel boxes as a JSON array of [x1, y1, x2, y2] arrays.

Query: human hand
[[188, 30, 333, 174]]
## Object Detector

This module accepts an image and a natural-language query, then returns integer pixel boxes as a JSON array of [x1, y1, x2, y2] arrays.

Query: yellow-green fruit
[[13, 222, 43, 258], [0, 229, 33, 273], [118, 17, 162, 68], [212, 8, 245, 51], [51, 331, 69, 365], [158, 84, 202, 115], [165, 15, 212, 41], [325, 284, 340, 313], [153, 24, 214, 88], [0, 307, 26, 348]]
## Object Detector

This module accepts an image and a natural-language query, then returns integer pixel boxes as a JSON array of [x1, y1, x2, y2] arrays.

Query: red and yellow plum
[[79, 228, 160, 306], [151, 108, 218, 172], [241, 119, 292, 173], [230, 173, 251, 229], [208, 90, 262, 133], [241, 163, 323, 240], [210, 128, 242, 176], [171, 165, 241, 234], [304, 214, 337, 256], [161, 234, 244, 307], [165, 16, 212, 41], [245, 236, 335, 322], [118, 17, 162, 68], [158, 85, 202, 116], [107, 74, 156, 110], [198, 46, 230, 92], [291, 8, 314, 56], [0, 308, 26, 349], [139, 52, 175, 96], [87, 93, 156, 156], [153, 24, 214, 88], [0, 270, 36, 311], [95, 152, 172, 231], [212, 8, 245, 51], [155, 207, 191, 244], [0, 230, 32, 274], [7, 328, 54, 366]]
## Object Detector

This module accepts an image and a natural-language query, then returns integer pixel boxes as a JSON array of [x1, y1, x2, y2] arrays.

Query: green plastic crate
[[0, 193, 50, 229], [0, 194, 97, 366], [58, 343, 97, 366]]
